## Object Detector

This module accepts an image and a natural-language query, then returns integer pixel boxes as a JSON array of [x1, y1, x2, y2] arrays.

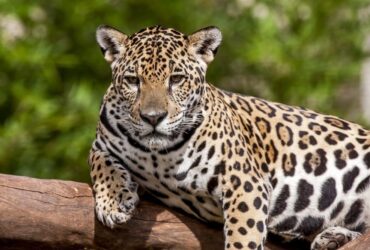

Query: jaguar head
[[96, 25, 222, 150]]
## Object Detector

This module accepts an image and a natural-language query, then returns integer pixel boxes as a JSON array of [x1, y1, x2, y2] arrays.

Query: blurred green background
[[1, 0, 369, 182]]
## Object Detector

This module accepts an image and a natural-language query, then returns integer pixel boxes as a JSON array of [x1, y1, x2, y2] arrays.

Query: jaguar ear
[[188, 26, 222, 65], [96, 25, 128, 64]]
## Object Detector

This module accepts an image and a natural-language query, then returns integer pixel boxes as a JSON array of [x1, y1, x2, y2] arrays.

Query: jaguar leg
[[89, 148, 139, 229], [222, 174, 270, 250]]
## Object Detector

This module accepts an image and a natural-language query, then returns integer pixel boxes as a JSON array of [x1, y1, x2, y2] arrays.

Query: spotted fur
[[89, 25, 370, 250]]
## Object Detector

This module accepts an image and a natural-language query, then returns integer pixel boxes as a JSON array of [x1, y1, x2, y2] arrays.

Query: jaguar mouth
[[141, 130, 171, 139]]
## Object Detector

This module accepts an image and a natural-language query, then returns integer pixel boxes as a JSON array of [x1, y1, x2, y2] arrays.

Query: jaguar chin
[[140, 131, 173, 150]]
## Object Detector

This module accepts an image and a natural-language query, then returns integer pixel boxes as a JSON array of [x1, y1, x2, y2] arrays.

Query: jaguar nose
[[140, 111, 168, 127]]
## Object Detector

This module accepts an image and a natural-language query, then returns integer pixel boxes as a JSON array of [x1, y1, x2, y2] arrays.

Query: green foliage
[[0, 0, 369, 182]]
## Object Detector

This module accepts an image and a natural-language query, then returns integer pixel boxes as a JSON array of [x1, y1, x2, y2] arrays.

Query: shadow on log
[[0, 174, 368, 250]]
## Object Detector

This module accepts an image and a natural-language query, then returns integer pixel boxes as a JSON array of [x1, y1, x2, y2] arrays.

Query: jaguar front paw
[[311, 226, 362, 250], [94, 183, 139, 229]]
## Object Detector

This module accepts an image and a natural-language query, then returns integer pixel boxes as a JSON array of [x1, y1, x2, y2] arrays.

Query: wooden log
[[0, 173, 368, 250]]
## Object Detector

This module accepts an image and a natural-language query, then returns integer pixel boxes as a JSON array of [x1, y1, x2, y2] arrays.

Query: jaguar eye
[[169, 75, 185, 85], [124, 76, 140, 86]]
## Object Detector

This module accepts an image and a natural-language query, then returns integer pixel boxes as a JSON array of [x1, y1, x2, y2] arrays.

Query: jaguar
[[88, 24, 370, 250]]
